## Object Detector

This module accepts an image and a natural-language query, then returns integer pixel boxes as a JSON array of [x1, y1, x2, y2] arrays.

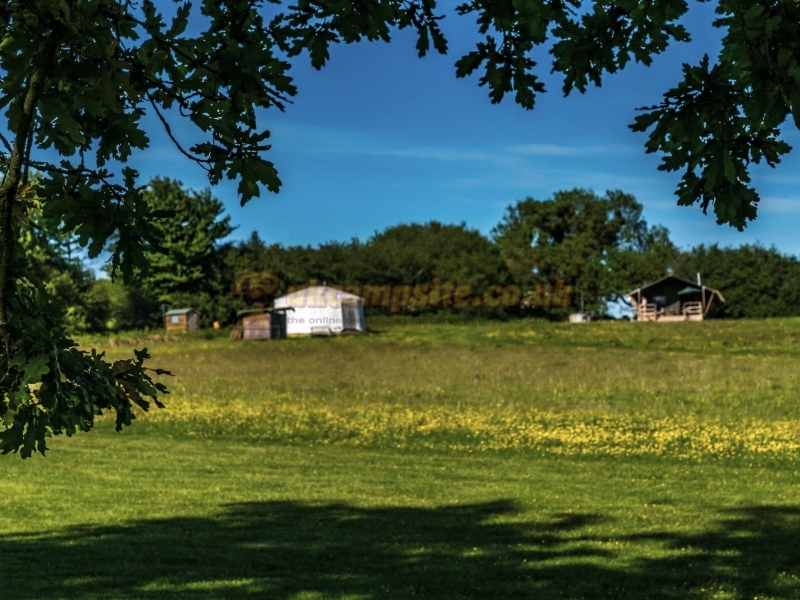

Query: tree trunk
[[0, 35, 58, 353]]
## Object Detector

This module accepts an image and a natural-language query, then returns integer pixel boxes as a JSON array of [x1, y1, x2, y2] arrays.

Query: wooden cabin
[[625, 275, 724, 322], [229, 308, 288, 340], [165, 308, 200, 333]]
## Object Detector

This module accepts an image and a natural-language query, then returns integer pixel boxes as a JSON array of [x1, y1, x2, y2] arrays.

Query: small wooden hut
[[165, 308, 200, 333], [229, 307, 289, 340], [625, 275, 724, 321]]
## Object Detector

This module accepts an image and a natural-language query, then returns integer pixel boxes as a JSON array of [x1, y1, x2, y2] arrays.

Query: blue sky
[[135, 2, 800, 255]]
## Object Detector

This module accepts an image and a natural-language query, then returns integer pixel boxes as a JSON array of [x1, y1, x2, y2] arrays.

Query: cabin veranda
[[626, 275, 725, 322]]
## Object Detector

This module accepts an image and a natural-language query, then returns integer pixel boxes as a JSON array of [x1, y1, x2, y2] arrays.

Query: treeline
[[28, 178, 800, 331]]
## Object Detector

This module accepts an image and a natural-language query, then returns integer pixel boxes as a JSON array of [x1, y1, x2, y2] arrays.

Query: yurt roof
[[275, 285, 362, 304]]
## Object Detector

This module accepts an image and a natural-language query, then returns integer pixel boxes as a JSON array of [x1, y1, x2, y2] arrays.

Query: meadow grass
[[107, 319, 800, 461], [2, 319, 800, 598]]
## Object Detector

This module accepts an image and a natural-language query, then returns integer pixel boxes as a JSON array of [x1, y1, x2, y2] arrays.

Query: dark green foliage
[[135, 178, 235, 327], [224, 222, 510, 316], [492, 189, 677, 315], [631, 1, 800, 229], [20, 202, 99, 331], [358, 222, 510, 315], [454, 0, 799, 228], [222, 232, 367, 303], [607, 224, 679, 300], [86, 279, 158, 332], [675, 244, 800, 319], [0, 270, 170, 457]]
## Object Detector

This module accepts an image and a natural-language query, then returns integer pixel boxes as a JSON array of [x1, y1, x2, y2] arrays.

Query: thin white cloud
[[758, 197, 800, 214], [285, 120, 639, 164], [315, 141, 636, 162], [376, 146, 506, 163], [507, 143, 637, 156], [757, 173, 800, 185], [494, 169, 662, 192], [274, 121, 800, 232], [311, 141, 517, 167]]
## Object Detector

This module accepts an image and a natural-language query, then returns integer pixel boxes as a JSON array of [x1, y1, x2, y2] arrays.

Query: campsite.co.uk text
[[228, 271, 574, 312]]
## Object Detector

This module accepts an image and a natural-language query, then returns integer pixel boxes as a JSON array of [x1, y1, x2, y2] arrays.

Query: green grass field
[[3, 319, 800, 599]]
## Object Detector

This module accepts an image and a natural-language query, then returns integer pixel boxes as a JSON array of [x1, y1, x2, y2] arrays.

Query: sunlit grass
[[85, 319, 800, 464]]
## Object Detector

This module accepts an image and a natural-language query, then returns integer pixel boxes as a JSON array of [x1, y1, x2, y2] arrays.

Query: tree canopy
[[135, 177, 234, 326], [492, 189, 677, 313], [0, 0, 797, 455], [224, 221, 510, 316], [675, 244, 800, 318]]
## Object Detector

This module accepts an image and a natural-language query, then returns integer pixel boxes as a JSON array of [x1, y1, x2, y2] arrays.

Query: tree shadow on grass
[[1, 501, 800, 599]]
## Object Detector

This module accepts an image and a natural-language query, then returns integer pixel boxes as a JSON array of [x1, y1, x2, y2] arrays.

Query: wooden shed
[[625, 275, 724, 321], [164, 308, 200, 333], [229, 307, 289, 340]]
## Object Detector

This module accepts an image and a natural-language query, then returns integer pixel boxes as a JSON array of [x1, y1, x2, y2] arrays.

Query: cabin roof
[[236, 306, 294, 317], [165, 307, 197, 316], [626, 275, 725, 303]]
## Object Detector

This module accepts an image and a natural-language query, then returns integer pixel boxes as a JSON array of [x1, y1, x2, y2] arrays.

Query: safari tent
[[625, 275, 724, 321], [273, 285, 365, 336]]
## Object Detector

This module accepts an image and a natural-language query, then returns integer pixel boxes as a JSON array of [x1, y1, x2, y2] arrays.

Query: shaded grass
[[2, 436, 800, 598]]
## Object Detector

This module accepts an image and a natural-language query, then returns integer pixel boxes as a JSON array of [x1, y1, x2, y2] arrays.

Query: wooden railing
[[633, 300, 706, 320], [637, 303, 658, 320], [682, 301, 703, 316]]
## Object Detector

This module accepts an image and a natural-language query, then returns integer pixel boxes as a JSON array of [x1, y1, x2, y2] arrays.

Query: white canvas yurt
[[273, 285, 365, 336]]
